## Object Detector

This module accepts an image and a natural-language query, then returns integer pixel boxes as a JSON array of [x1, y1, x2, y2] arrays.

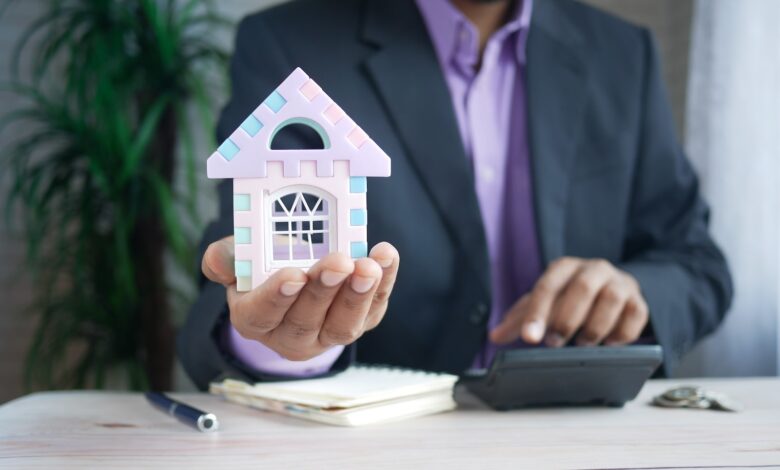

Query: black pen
[[144, 391, 219, 433]]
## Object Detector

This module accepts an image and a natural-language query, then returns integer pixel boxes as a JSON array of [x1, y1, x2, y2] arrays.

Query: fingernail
[[576, 332, 598, 347], [376, 258, 393, 268], [350, 275, 376, 294], [321, 270, 349, 287], [280, 281, 305, 297], [523, 320, 545, 342], [545, 332, 566, 348]]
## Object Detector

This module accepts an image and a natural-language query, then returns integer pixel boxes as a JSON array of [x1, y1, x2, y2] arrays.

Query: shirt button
[[469, 302, 489, 325]]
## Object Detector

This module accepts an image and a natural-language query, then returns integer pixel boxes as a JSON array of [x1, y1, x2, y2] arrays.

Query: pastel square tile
[[350, 177, 367, 193], [347, 127, 369, 148], [233, 194, 251, 211], [323, 104, 346, 124], [350, 209, 367, 226], [299, 79, 322, 101], [350, 241, 368, 259], [235, 260, 252, 277], [240, 114, 263, 136], [218, 138, 239, 160], [235, 227, 251, 244], [263, 90, 287, 113], [237, 276, 251, 292]]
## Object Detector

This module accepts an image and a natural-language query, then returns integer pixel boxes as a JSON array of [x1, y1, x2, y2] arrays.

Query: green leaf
[[121, 95, 171, 184], [148, 171, 187, 265]]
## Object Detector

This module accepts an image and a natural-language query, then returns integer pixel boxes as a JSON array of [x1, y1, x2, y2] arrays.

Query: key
[[705, 391, 743, 412]]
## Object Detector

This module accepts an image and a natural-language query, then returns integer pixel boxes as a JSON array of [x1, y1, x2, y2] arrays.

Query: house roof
[[207, 68, 391, 179]]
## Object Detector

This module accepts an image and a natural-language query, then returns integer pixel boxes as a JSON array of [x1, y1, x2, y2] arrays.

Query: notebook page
[[238, 365, 458, 409]]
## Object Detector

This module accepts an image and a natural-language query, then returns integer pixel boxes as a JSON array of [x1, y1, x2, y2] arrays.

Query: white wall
[[675, 0, 780, 377], [0, 1, 47, 404]]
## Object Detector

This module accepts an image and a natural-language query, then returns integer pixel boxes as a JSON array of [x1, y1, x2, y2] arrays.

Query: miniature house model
[[207, 68, 391, 291]]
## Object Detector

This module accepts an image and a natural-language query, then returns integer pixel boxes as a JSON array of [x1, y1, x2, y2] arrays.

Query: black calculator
[[461, 345, 663, 410]]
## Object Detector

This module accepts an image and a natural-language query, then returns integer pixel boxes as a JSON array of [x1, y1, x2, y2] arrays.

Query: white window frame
[[264, 185, 336, 269]]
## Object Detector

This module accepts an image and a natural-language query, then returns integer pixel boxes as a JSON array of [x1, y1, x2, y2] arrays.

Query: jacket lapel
[[361, 0, 492, 295], [526, 0, 590, 265]]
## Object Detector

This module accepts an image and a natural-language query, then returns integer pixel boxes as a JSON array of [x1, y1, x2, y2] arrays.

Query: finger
[[491, 257, 582, 344], [364, 242, 400, 331], [272, 252, 354, 344], [319, 257, 383, 346], [227, 267, 308, 340], [201, 236, 235, 285], [489, 294, 531, 345], [546, 259, 616, 347], [604, 296, 650, 346], [575, 279, 627, 346]]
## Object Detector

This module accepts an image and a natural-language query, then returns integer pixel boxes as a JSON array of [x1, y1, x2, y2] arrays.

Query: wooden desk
[[1, 378, 779, 469]]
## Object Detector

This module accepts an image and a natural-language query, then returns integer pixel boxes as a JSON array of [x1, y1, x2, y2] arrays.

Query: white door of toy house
[[265, 185, 336, 269]]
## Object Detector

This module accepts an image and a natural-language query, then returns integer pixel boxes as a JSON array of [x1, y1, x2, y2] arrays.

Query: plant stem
[[133, 101, 177, 390]]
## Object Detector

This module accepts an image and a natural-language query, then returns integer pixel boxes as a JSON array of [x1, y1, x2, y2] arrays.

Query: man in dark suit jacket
[[178, 0, 732, 390]]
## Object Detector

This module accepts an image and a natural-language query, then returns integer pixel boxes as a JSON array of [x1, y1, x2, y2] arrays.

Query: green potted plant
[[1, 0, 229, 390]]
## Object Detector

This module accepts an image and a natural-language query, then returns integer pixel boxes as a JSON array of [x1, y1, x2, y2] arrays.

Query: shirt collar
[[416, 0, 533, 72]]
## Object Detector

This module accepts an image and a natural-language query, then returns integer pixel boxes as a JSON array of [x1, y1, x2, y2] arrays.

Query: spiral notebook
[[209, 365, 459, 426]]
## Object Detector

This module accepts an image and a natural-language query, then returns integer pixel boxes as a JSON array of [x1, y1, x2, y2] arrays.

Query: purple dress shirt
[[226, 0, 542, 375]]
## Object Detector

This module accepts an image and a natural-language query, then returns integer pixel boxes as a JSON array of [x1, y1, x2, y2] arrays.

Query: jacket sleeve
[[619, 29, 733, 375], [176, 14, 353, 391]]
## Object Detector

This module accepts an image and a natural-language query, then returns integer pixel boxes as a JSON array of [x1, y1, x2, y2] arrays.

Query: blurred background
[[0, 0, 777, 403]]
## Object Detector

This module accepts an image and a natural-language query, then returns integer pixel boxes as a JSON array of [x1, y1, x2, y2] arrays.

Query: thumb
[[201, 236, 236, 285]]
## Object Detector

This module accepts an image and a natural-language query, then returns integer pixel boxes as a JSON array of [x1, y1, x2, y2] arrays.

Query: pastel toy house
[[207, 68, 391, 291]]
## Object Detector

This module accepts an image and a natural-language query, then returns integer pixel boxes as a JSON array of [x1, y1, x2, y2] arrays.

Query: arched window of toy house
[[267, 187, 335, 268], [269, 118, 330, 150]]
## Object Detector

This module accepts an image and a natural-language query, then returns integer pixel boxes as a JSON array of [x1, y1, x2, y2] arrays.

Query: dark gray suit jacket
[[178, 0, 733, 390]]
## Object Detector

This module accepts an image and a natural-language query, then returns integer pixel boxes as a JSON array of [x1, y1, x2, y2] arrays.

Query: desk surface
[[1, 378, 779, 469]]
